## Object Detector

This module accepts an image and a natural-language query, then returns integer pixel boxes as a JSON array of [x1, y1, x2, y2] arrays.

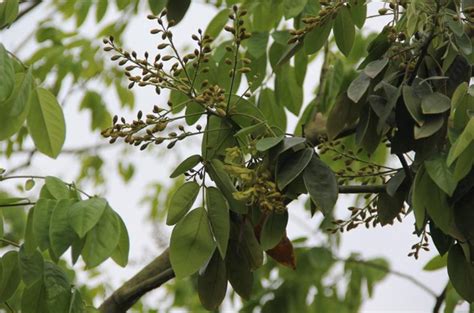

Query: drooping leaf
[[448, 244, 474, 302], [256, 136, 284, 152], [364, 58, 388, 79], [49, 199, 78, 257], [421, 92, 451, 114], [276, 148, 313, 190], [447, 118, 474, 166], [303, 155, 338, 215], [413, 115, 444, 139], [260, 211, 288, 251], [166, 181, 200, 225], [376, 190, 405, 226], [348, 72, 370, 103], [45, 176, 70, 199], [349, 0, 366, 28], [43, 262, 71, 312], [198, 250, 227, 310], [206, 187, 230, 259], [205, 8, 229, 39], [166, 0, 191, 24], [170, 207, 216, 278], [69, 289, 85, 313], [303, 19, 333, 55], [0, 251, 21, 302], [33, 199, 58, 251], [265, 233, 296, 269], [226, 240, 253, 300], [27, 88, 66, 158], [68, 197, 107, 238], [333, 6, 355, 56], [81, 205, 120, 268], [424, 156, 457, 196], [111, 214, 130, 267], [18, 246, 44, 286], [402, 85, 424, 125]]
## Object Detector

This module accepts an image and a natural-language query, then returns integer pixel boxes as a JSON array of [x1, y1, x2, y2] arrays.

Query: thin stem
[[0, 238, 21, 248], [338, 184, 386, 194], [0, 201, 36, 208]]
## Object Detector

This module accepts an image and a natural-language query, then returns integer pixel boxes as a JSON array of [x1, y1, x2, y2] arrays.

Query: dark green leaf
[[258, 88, 286, 131], [226, 240, 253, 300], [256, 136, 284, 152], [327, 92, 362, 140], [402, 85, 424, 125], [376, 191, 405, 226], [303, 155, 338, 215], [205, 9, 229, 39], [241, 221, 263, 270], [206, 187, 230, 259], [348, 72, 370, 103], [170, 207, 216, 278], [421, 92, 451, 114], [202, 116, 235, 160], [184, 100, 204, 126], [24, 208, 38, 254], [49, 199, 78, 257], [21, 280, 48, 313], [0, 251, 20, 302], [81, 205, 120, 267], [111, 214, 130, 267], [349, 0, 366, 28], [447, 118, 474, 165], [166, 181, 200, 225], [43, 262, 71, 312], [304, 19, 333, 54], [364, 58, 388, 78], [170, 154, 201, 178], [333, 6, 355, 56], [448, 244, 474, 302], [69, 289, 85, 313], [19, 246, 44, 286], [275, 64, 303, 115], [276, 148, 313, 190], [166, 0, 191, 24], [68, 197, 107, 238], [198, 250, 227, 310], [245, 32, 269, 58], [425, 156, 457, 196], [148, 0, 167, 15], [260, 211, 288, 250], [283, 0, 307, 18], [413, 115, 444, 139]]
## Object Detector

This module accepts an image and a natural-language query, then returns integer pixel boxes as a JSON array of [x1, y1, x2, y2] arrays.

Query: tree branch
[[432, 285, 447, 313], [338, 184, 386, 194], [99, 248, 175, 313]]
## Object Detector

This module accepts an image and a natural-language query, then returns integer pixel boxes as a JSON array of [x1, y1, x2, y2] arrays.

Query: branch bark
[[98, 248, 175, 313]]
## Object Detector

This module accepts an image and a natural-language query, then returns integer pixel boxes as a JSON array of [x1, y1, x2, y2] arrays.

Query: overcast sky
[[0, 1, 457, 312]]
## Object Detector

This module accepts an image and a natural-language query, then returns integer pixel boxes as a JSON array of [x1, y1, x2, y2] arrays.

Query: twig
[[433, 286, 447, 313], [338, 184, 386, 194], [0, 238, 21, 248]]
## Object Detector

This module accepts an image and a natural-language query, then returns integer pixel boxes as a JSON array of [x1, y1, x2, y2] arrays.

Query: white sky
[[0, 1, 459, 312]]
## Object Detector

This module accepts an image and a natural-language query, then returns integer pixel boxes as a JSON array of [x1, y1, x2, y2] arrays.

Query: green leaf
[[198, 250, 227, 310], [166, 0, 191, 24], [421, 92, 451, 114], [170, 207, 216, 278], [333, 6, 355, 56], [303, 155, 338, 215], [170, 155, 201, 178], [376, 191, 405, 226], [275, 64, 303, 115], [349, 0, 366, 28], [327, 93, 363, 140], [68, 198, 107, 238], [18, 246, 44, 286], [256, 136, 284, 152], [425, 156, 457, 196], [402, 85, 424, 125], [0, 0, 19, 28], [348, 72, 370, 103], [0, 70, 33, 140], [21, 280, 48, 313], [24, 208, 38, 254], [226, 240, 253, 299], [68, 289, 85, 313], [166, 181, 200, 225], [43, 262, 71, 312], [414, 115, 444, 139], [184, 101, 204, 125], [148, 0, 167, 15], [96, 0, 108, 22], [81, 205, 120, 268], [303, 19, 333, 54], [448, 244, 474, 302], [260, 211, 288, 250], [454, 142, 474, 182], [283, 0, 307, 19], [202, 115, 235, 160], [111, 214, 129, 267], [364, 58, 388, 79], [447, 118, 474, 166], [205, 9, 229, 39], [45, 176, 70, 199], [27, 88, 66, 158], [423, 254, 447, 271], [76, 0, 92, 27], [258, 88, 286, 131], [25, 178, 35, 191], [206, 159, 247, 214], [33, 199, 58, 251], [276, 148, 313, 190], [49, 199, 78, 257], [0, 251, 21, 302], [245, 32, 269, 58], [0, 44, 15, 102], [206, 187, 230, 259], [80, 91, 112, 131], [241, 221, 263, 270]]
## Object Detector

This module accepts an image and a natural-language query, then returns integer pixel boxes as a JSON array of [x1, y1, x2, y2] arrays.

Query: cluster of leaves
[[0, 175, 129, 311]]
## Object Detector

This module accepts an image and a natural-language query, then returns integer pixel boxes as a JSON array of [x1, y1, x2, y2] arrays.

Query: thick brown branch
[[99, 248, 175, 313], [338, 184, 386, 194]]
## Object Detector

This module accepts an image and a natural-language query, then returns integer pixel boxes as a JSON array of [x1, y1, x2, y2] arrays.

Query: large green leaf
[[166, 0, 191, 24], [274, 64, 303, 115], [402, 85, 424, 125], [283, 0, 307, 18], [21, 280, 49, 313], [0, 251, 21, 302], [0, 0, 19, 28], [43, 262, 71, 312], [33, 199, 58, 251], [206, 187, 230, 259], [0, 44, 14, 101], [447, 118, 474, 166], [276, 148, 313, 190], [49, 199, 78, 257], [424, 156, 457, 196], [347, 72, 370, 103], [148, 0, 167, 15], [258, 88, 287, 131], [202, 115, 235, 160], [45, 176, 70, 199], [170, 207, 216, 278], [349, 0, 366, 28], [256, 136, 284, 152], [0, 70, 33, 140], [448, 244, 474, 302], [111, 214, 130, 267], [166, 181, 200, 225], [27, 88, 66, 158], [226, 240, 253, 299], [421, 92, 451, 114], [413, 115, 444, 139], [303, 155, 338, 215], [333, 6, 355, 56], [68, 197, 107, 238], [205, 8, 229, 39], [81, 205, 120, 268], [260, 211, 288, 250], [198, 250, 227, 310], [169, 155, 202, 178], [303, 19, 333, 55], [18, 246, 44, 286]]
